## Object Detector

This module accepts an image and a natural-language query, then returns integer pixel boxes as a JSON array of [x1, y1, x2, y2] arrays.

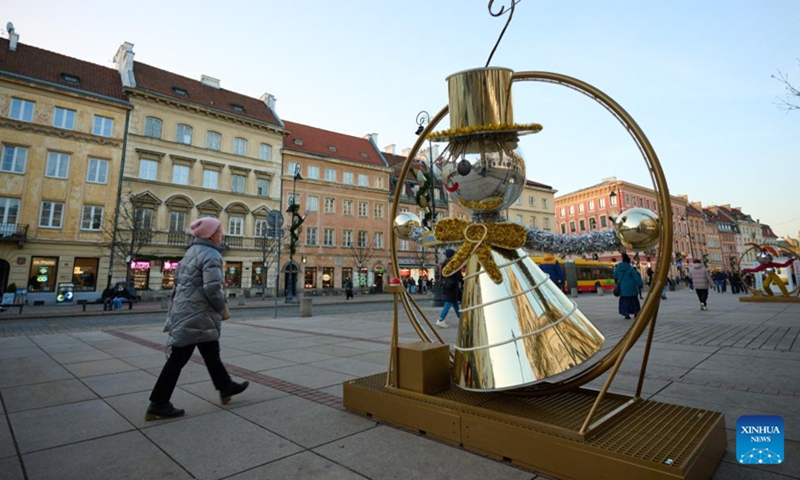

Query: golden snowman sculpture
[[395, 67, 661, 391]]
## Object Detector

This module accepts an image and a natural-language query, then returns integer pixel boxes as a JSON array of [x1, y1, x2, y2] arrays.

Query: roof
[[525, 179, 553, 190], [282, 120, 386, 167], [132, 61, 282, 128], [0, 38, 127, 102]]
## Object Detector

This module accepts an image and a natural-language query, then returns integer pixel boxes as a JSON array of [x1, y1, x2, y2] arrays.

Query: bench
[[0, 302, 24, 314], [76, 299, 135, 312]]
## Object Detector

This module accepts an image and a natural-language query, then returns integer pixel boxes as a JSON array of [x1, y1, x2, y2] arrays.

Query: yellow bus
[[532, 257, 616, 293]]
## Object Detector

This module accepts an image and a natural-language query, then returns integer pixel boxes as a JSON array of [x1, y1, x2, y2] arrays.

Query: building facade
[[506, 180, 557, 239], [113, 43, 286, 299], [0, 36, 131, 303]]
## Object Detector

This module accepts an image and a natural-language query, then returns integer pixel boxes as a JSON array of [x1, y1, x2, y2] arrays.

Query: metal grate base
[[344, 373, 726, 480]]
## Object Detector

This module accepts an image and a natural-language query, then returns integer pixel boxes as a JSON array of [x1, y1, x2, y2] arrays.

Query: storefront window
[[342, 267, 352, 287], [131, 260, 151, 290], [225, 262, 242, 288], [252, 262, 265, 287], [161, 260, 179, 289], [28, 257, 58, 292], [322, 267, 334, 288], [72, 258, 99, 291], [304, 267, 317, 289]]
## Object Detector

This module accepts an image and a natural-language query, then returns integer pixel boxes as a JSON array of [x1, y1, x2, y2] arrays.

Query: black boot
[[220, 381, 249, 405], [145, 402, 185, 421]]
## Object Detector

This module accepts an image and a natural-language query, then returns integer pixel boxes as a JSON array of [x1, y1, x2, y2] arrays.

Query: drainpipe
[[107, 108, 131, 287]]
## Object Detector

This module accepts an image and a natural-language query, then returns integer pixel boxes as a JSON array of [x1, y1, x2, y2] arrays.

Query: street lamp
[[685, 233, 696, 264], [286, 164, 303, 303], [416, 110, 443, 307]]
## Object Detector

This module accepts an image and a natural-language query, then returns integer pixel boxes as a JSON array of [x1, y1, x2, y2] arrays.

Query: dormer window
[[230, 103, 245, 112], [172, 87, 188, 96], [60, 73, 80, 85], [294, 139, 303, 146], [360, 152, 368, 158], [328, 146, 336, 152]]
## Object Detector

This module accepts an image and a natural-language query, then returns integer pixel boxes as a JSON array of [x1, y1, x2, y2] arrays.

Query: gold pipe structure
[[388, 72, 673, 407]]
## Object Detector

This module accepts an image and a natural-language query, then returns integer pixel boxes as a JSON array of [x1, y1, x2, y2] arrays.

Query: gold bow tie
[[436, 218, 527, 284]]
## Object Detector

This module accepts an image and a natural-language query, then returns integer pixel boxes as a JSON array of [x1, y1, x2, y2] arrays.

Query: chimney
[[401, 147, 411, 157], [113, 42, 136, 88], [201, 74, 221, 89], [364, 133, 378, 145], [6, 23, 18, 52], [260, 93, 277, 110], [383, 144, 396, 155]]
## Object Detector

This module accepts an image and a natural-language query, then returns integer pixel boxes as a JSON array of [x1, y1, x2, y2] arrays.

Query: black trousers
[[149, 340, 231, 404], [695, 288, 709, 305]]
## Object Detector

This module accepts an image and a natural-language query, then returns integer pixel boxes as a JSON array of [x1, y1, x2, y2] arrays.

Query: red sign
[[163, 260, 179, 271], [131, 261, 151, 270]]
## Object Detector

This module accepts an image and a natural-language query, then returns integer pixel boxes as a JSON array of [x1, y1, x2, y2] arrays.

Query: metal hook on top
[[485, 0, 522, 67]]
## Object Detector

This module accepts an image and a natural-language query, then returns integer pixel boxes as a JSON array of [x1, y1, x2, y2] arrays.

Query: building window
[[259, 143, 272, 160], [228, 217, 244, 236], [610, 195, 617, 206], [544, 217, 550, 229], [176, 124, 192, 144], [639, 197, 644, 207], [324, 228, 335, 246], [92, 115, 113, 137], [304, 267, 316, 289], [568, 205, 574, 215], [39, 201, 64, 228], [589, 217, 597, 230], [305, 165, 318, 180], [256, 178, 270, 197], [559, 207, 566, 217], [322, 267, 334, 289], [307, 195, 319, 212], [172, 165, 190, 185], [599, 198, 606, 208], [206, 131, 221, 150], [625, 194, 631, 206], [516, 196, 522, 205], [29, 257, 58, 292], [169, 211, 186, 232], [342, 267, 353, 286], [343, 230, 353, 247], [324, 197, 335, 213], [600, 216, 607, 228], [144, 117, 162, 138], [287, 193, 299, 207], [588, 200, 595, 211], [579, 219, 586, 231], [203, 170, 219, 189], [72, 258, 99, 291], [1, 145, 28, 174], [45, 152, 70, 179], [53, 107, 76, 130], [86, 158, 109, 183], [516, 214, 523, 224], [374, 232, 384, 249], [358, 230, 367, 248], [233, 137, 247, 156], [400, 239, 409, 250], [325, 168, 336, 182], [9, 98, 35, 122], [134, 207, 154, 230], [358, 202, 368, 217], [81, 205, 103, 230], [231, 174, 246, 193], [542, 198, 548, 209], [306, 226, 318, 246], [139, 159, 158, 180], [224, 262, 242, 288], [358, 174, 368, 187], [343, 200, 353, 216], [374, 203, 384, 219], [569, 221, 576, 233], [578, 203, 585, 213], [343, 172, 354, 185], [529, 216, 536, 227], [561, 223, 566, 234], [288, 161, 301, 176], [0, 197, 20, 227]]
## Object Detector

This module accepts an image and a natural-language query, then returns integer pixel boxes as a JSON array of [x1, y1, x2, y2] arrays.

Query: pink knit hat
[[189, 218, 221, 239]]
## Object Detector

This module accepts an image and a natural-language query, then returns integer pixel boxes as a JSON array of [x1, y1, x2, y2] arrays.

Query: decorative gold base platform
[[344, 374, 726, 480], [739, 295, 800, 303]]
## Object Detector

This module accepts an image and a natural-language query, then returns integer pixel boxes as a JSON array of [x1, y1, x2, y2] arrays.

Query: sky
[[4, 1, 799, 237]]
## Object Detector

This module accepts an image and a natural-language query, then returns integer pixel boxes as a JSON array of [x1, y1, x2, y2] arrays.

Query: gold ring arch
[[389, 72, 673, 408]]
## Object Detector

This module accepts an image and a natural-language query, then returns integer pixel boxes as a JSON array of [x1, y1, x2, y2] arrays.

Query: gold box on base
[[397, 342, 450, 394]]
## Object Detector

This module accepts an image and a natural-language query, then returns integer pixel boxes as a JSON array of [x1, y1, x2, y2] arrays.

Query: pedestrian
[[646, 266, 654, 287], [613, 253, 643, 320], [408, 277, 417, 294], [689, 259, 714, 311], [112, 283, 131, 310], [436, 248, 463, 328], [539, 253, 565, 291], [146, 218, 248, 421], [101, 283, 116, 311], [344, 278, 354, 299]]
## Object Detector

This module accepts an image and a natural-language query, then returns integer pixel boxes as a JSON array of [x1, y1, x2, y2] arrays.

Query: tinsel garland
[[414, 171, 434, 228], [426, 122, 543, 141]]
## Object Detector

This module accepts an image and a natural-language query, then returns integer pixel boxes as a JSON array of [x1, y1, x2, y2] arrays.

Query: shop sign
[[374, 265, 385, 273], [163, 260, 179, 271], [131, 261, 151, 270]]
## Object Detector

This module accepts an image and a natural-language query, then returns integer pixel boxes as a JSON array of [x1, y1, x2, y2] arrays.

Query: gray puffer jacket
[[163, 238, 227, 347]]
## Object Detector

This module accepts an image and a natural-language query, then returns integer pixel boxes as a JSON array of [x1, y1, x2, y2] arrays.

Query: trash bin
[[56, 282, 75, 304], [300, 297, 313, 317]]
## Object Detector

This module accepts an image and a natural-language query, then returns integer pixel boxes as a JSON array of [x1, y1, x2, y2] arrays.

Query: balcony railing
[[0, 223, 28, 246], [121, 230, 283, 252]]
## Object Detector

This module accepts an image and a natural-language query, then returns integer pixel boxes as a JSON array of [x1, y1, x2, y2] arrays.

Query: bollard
[[571, 287, 578, 298], [596, 285, 604, 296], [160, 296, 169, 309], [300, 297, 313, 317]]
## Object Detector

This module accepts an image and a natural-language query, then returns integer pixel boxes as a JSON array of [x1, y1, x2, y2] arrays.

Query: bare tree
[[255, 225, 288, 297], [773, 60, 800, 111], [347, 240, 375, 288], [98, 193, 162, 284]]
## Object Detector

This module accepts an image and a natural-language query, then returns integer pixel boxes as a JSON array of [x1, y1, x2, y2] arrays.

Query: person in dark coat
[[146, 218, 248, 421], [539, 253, 565, 291], [613, 253, 644, 319], [436, 249, 463, 328], [344, 278, 354, 299], [112, 283, 131, 310], [101, 284, 116, 311]]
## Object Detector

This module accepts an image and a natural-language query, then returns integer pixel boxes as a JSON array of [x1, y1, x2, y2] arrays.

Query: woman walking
[[689, 259, 714, 310], [436, 249, 463, 328], [613, 253, 644, 320], [146, 218, 248, 421]]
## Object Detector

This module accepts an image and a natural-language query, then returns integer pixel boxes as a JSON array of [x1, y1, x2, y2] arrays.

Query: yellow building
[[506, 179, 557, 234], [112, 43, 287, 299], [0, 35, 131, 303]]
